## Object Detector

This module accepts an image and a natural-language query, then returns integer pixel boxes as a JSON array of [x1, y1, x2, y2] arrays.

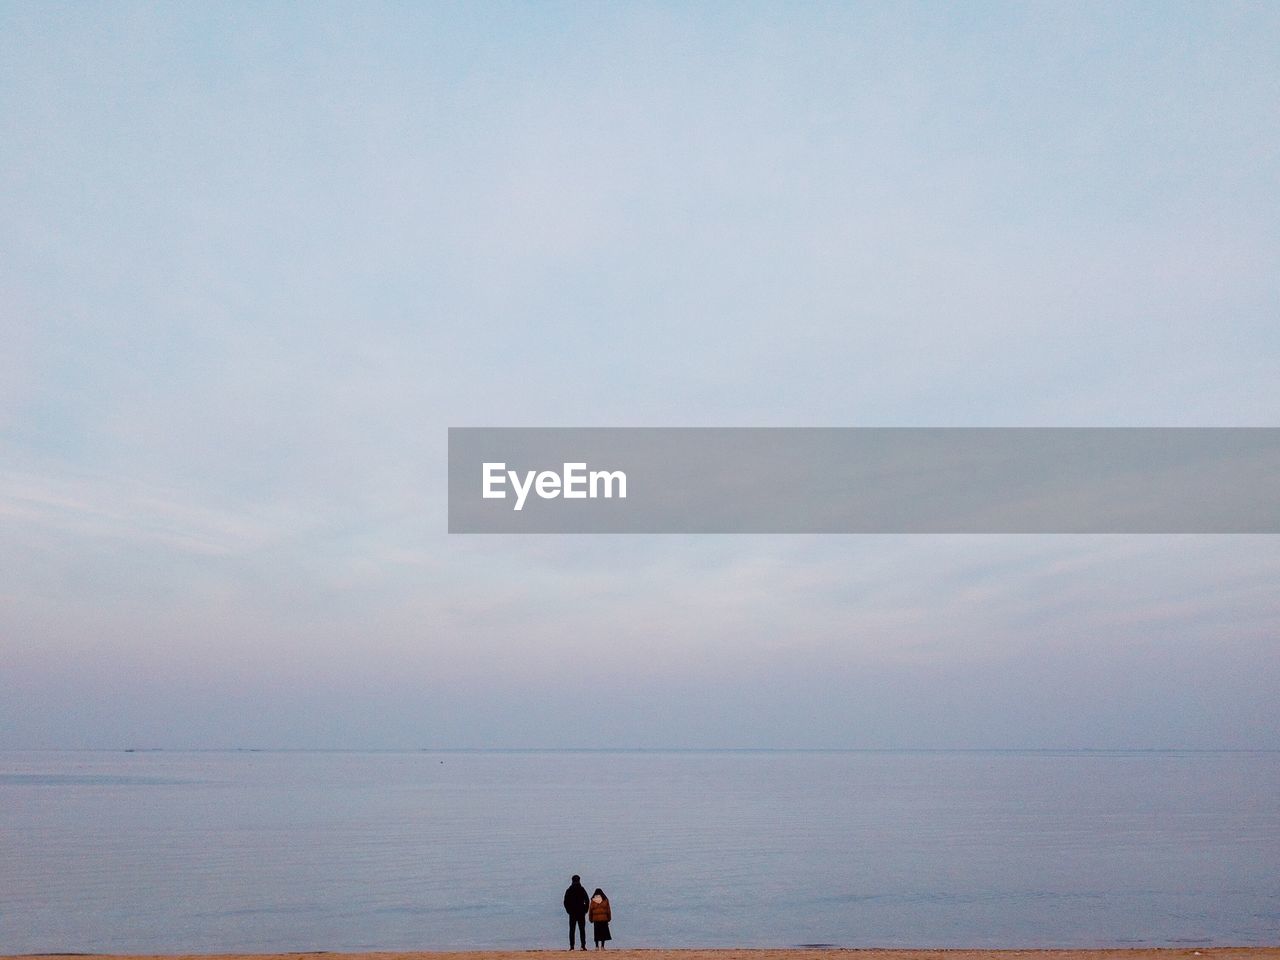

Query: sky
[[2, 1, 1278, 750]]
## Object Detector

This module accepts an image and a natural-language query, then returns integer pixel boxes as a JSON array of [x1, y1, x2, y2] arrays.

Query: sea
[[1, 749, 1277, 953]]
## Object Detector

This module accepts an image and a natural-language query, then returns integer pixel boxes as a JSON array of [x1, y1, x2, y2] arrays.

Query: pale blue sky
[[2, 1, 1278, 748]]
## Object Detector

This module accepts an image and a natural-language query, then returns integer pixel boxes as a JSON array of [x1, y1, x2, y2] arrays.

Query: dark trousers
[[569, 914, 586, 948]]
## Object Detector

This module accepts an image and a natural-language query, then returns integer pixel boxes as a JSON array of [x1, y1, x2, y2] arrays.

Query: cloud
[[1, 2, 1278, 747]]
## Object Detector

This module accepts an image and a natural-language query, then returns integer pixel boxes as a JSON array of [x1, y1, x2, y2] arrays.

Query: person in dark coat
[[588, 888, 612, 949], [563, 875, 590, 950]]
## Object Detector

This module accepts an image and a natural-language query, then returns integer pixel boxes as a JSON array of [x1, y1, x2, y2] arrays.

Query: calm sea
[[1, 750, 1277, 953]]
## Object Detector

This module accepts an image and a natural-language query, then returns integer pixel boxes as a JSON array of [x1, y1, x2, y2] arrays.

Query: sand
[[6, 949, 1277, 960]]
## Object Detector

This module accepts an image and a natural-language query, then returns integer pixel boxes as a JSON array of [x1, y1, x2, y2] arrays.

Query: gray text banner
[[448, 428, 1280, 533]]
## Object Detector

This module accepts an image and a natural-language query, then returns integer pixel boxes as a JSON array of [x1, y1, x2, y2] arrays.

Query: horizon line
[[3, 746, 1278, 754]]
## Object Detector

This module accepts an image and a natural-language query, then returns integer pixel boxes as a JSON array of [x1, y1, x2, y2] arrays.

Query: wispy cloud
[[1, 2, 1277, 747], [0, 466, 313, 557]]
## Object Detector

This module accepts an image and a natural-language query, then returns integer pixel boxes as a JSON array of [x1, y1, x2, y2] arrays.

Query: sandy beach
[[7, 949, 1278, 960]]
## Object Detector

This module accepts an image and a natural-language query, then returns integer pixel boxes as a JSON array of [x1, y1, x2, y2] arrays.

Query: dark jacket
[[564, 881, 589, 917]]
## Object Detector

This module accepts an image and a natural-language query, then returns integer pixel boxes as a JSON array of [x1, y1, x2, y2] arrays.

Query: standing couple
[[562, 874, 612, 950]]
